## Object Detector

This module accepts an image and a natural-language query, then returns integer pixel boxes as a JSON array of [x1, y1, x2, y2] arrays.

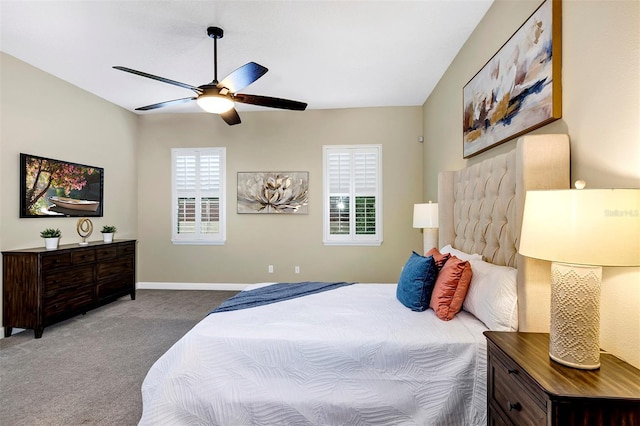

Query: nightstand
[[484, 332, 640, 426]]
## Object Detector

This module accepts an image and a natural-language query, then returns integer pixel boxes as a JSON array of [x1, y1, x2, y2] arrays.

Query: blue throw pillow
[[396, 251, 439, 312]]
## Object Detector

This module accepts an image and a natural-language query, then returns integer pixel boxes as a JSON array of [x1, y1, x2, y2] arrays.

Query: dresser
[[485, 331, 640, 425], [3, 239, 136, 338]]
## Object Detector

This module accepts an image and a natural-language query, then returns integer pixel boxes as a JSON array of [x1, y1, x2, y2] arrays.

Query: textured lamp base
[[422, 228, 438, 254], [549, 262, 601, 369]]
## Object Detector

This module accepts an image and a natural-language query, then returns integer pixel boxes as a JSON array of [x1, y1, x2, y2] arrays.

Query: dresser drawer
[[97, 275, 133, 301], [71, 249, 96, 264], [41, 252, 71, 269], [488, 404, 510, 426], [44, 286, 94, 318], [96, 246, 117, 260], [43, 266, 94, 294], [117, 242, 135, 257], [489, 346, 546, 425], [96, 258, 134, 280]]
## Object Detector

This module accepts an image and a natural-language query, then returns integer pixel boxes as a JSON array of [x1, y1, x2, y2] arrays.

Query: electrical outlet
[[295, 266, 300, 274], [268, 265, 274, 273]]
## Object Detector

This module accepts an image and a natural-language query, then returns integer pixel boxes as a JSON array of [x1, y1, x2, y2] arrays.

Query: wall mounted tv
[[20, 153, 104, 218]]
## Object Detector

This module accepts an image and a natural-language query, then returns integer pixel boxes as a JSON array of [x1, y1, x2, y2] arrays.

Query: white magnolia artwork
[[237, 172, 309, 214]]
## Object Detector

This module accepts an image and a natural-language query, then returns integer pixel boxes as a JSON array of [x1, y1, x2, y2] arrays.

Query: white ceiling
[[0, 0, 493, 114]]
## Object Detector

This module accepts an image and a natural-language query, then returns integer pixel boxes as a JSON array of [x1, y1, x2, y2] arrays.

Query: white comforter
[[139, 284, 488, 426]]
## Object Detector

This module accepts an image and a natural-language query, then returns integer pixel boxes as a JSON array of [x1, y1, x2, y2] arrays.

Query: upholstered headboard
[[438, 134, 570, 332]]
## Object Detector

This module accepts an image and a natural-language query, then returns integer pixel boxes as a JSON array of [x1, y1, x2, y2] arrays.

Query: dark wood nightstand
[[484, 331, 640, 426]]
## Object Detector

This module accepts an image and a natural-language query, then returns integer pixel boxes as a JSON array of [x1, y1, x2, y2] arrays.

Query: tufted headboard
[[438, 134, 570, 332]]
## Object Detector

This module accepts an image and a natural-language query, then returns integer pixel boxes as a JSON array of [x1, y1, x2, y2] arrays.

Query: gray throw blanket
[[209, 281, 354, 314]]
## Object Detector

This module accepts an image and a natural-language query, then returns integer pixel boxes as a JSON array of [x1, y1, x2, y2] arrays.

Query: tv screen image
[[20, 153, 104, 218]]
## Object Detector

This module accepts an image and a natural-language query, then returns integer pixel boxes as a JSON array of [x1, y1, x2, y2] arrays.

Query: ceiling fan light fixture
[[115, 26, 306, 125], [196, 94, 234, 114]]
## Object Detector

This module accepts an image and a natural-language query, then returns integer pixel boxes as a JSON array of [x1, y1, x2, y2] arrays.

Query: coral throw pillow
[[429, 256, 473, 320], [425, 247, 451, 271]]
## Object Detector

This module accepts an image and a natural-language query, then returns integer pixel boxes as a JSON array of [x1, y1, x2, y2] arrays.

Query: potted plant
[[40, 228, 61, 250], [101, 225, 117, 243]]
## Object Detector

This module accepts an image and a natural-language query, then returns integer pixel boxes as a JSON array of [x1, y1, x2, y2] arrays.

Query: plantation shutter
[[323, 145, 382, 245], [172, 148, 226, 244], [175, 154, 196, 235], [328, 151, 351, 235], [199, 153, 221, 235], [354, 150, 378, 235]]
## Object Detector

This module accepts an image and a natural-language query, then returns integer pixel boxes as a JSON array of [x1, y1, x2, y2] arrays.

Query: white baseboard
[[136, 282, 249, 291]]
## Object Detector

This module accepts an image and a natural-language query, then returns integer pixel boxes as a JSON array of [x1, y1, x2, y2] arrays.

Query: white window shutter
[[175, 155, 196, 193], [328, 151, 351, 193], [354, 151, 378, 194], [323, 145, 382, 246], [172, 148, 226, 245]]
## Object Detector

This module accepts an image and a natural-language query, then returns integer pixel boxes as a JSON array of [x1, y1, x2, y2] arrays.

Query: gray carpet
[[0, 289, 238, 426]]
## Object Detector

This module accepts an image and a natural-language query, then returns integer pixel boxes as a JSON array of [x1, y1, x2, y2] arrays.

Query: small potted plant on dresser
[[101, 225, 117, 243], [40, 228, 61, 250], [100, 225, 118, 243]]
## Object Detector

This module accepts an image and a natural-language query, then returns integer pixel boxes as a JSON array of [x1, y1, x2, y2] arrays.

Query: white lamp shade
[[519, 189, 640, 267], [413, 203, 438, 228]]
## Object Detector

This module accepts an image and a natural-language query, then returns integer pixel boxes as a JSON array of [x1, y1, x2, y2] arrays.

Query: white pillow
[[440, 244, 483, 262], [463, 258, 518, 331]]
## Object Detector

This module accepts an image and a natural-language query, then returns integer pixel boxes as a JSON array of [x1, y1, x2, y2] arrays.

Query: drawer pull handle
[[508, 368, 518, 375], [507, 401, 522, 412]]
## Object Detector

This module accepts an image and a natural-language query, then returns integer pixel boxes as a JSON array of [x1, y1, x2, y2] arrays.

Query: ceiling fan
[[113, 26, 307, 125]]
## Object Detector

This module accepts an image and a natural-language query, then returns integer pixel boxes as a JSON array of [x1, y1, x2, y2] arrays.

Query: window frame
[[322, 144, 383, 246], [171, 147, 226, 245]]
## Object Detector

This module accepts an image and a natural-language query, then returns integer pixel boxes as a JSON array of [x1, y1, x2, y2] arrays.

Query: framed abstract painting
[[463, 0, 562, 158]]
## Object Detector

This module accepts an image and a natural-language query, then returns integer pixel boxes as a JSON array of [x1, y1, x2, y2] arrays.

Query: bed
[[139, 134, 570, 425]]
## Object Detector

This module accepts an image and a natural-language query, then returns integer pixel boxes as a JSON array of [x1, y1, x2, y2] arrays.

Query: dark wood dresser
[[485, 331, 640, 425], [3, 239, 136, 338]]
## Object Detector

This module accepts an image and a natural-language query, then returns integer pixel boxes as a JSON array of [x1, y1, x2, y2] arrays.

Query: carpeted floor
[[0, 289, 238, 426]]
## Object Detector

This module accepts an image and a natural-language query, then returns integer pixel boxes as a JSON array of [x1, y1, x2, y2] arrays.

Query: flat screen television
[[20, 153, 104, 218]]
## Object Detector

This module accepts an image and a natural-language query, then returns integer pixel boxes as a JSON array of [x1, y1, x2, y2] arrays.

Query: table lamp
[[519, 185, 640, 369], [413, 202, 439, 253]]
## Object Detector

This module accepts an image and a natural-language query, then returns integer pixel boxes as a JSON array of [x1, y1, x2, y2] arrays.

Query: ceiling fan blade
[[233, 93, 307, 111], [217, 62, 268, 93], [135, 97, 196, 111], [220, 107, 241, 125], [113, 66, 201, 94]]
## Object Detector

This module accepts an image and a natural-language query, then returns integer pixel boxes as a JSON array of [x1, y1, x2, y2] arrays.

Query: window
[[171, 148, 226, 245], [323, 145, 382, 245]]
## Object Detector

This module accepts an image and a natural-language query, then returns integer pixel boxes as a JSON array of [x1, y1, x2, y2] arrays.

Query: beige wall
[[423, 0, 640, 367], [137, 108, 424, 285], [0, 52, 139, 325]]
